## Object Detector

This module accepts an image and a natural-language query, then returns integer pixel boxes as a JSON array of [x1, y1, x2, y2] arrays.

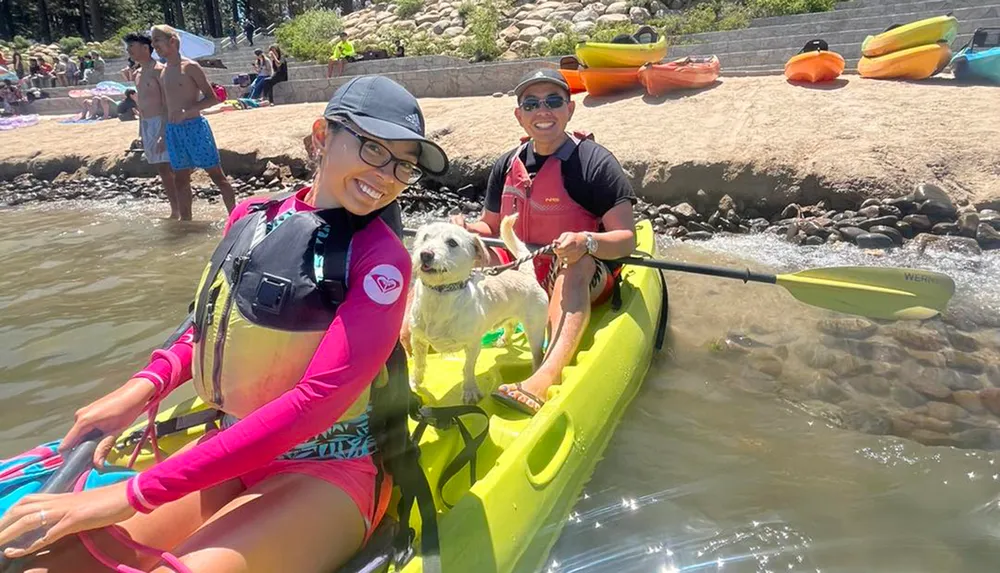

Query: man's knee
[[561, 255, 596, 289]]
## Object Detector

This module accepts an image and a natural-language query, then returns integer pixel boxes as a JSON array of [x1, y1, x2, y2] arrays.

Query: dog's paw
[[462, 384, 485, 405]]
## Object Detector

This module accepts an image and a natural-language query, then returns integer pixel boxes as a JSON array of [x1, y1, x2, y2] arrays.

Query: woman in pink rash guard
[[0, 76, 449, 572]]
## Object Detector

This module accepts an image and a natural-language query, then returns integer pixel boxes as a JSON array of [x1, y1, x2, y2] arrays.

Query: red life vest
[[498, 131, 603, 285]]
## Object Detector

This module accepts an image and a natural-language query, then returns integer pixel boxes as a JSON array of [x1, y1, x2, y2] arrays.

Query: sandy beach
[[2, 76, 998, 210]]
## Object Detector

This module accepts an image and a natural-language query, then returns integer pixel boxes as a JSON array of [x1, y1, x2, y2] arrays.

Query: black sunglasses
[[519, 94, 569, 112], [331, 120, 424, 185]]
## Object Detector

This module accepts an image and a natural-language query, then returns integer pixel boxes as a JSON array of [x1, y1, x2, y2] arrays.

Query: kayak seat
[[799, 39, 830, 53], [633, 25, 659, 44], [611, 33, 638, 44]]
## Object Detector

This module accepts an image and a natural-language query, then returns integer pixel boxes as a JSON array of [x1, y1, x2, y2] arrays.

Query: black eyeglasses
[[332, 120, 424, 185], [519, 95, 568, 112]]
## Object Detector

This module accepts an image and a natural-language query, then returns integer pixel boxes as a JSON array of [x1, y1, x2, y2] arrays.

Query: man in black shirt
[[117, 88, 139, 121], [455, 68, 638, 415]]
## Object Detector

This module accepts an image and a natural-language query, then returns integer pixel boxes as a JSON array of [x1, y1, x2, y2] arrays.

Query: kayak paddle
[[0, 312, 195, 572], [402, 229, 955, 321], [0, 431, 102, 573]]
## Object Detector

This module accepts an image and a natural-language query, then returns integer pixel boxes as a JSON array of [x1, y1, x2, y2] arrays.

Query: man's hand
[[552, 232, 589, 266], [450, 213, 468, 229]]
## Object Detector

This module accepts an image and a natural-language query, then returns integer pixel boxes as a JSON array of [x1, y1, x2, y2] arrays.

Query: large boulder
[[629, 6, 651, 22], [606, 1, 629, 14], [518, 26, 542, 42], [597, 13, 630, 24]]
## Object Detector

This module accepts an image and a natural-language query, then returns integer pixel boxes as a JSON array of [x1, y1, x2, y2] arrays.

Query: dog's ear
[[472, 235, 490, 267]]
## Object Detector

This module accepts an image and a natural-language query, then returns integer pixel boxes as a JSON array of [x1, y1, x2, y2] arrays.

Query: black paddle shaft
[[402, 228, 778, 285]]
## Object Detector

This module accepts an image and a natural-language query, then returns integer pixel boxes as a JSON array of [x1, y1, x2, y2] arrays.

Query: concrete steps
[[671, 17, 995, 62], [751, 0, 997, 26]]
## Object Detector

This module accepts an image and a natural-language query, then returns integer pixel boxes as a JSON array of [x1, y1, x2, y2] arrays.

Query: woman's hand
[[0, 481, 135, 559], [60, 378, 155, 467]]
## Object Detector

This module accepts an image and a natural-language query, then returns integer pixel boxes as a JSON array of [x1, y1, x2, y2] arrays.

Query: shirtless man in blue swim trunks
[[151, 24, 236, 220]]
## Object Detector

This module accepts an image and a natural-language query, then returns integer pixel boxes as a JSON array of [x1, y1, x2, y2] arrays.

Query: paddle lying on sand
[[402, 229, 955, 321]]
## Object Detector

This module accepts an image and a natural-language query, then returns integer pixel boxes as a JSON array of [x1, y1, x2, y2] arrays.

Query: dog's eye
[[445, 238, 458, 248]]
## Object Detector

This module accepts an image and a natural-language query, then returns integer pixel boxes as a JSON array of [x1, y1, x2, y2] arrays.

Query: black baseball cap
[[514, 68, 570, 98], [324, 75, 449, 176]]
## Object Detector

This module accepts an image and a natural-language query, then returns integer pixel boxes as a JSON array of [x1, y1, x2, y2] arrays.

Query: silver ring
[[38, 509, 47, 527]]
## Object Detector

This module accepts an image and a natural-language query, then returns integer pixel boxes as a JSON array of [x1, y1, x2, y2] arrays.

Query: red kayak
[[638, 56, 721, 96]]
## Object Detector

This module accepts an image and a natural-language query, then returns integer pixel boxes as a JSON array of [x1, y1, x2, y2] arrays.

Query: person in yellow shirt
[[327, 32, 356, 78]]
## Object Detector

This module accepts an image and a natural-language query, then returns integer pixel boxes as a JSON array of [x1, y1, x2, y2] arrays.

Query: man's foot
[[492, 382, 548, 416]]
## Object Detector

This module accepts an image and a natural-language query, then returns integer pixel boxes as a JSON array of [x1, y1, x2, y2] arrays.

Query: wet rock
[[803, 235, 825, 246], [830, 355, 874, 378], [958, 211, 980, 237], [931, 222, 960, 235], [944, 350, 986, 374], [664, 226, 687, 238], [902, 214, 933, 231], [945, 328, 980, 352], [750, 354, 784, 378], [978, 223, 1000, 250], [860, 198, 881, 210], [809, 377, 851, 404], [687, 221, 716, 234], [980, 209, 1000, 230], [879, 204, 903, 218], [817, 317, 877, 339], [747, 218, 770, 233], [909, 429, 956, 447], [981, 388, 1000, 416], [889, 326, 946, 351], [919, 200, 958, 220], [902, 411, 953, 434], [684, 230, 713, 241], [906, 375, 952, 401], [907, 349, 947, 368], [841, 401, 892, 435], [846, 375, 890, 397], [885, 194, 918, 213], [891, 384, 928, 408], [671, 202, 698, 221], [894, 221, 915, 239], [913, 183, 952, 206], [858, 215, 899, 230], [952, 428, 997, 449], [989, 364, 1000, 387], [913, 234, 982, 257], [734, 370, 779, 395], [837, 226, 866, 243], [718, 194, 736, 213], [867, 225, 904, 246], [858, 205, 880, 219], [953, 390, 986, 415], [794, 343, 840, 370], [926, 400, 967, 421], [660, 213, 680, 227], [779, 203, 800, 219], [855, 232, 894, 249]]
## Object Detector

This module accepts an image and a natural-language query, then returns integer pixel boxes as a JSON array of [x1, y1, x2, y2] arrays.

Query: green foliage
[[12, 36, 31, 51], [747, 0, 836, 16], [458, 0, 509, 61], [275, 9, 344, 63], [394, 0, 425, 19], [543, 21, 580, 56], [58, 36, 85, 53], [457, 0, 476, 18], [360, 26, 456, 57]]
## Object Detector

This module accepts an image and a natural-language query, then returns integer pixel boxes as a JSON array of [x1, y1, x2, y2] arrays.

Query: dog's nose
[[419, 251, 434, 264]]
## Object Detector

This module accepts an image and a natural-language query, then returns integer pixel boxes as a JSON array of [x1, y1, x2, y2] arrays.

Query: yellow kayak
[[108, 220, 666, 573], [861, 15, 959, 58], [575, 36, 668, 68], [858, 41, 952, 80]]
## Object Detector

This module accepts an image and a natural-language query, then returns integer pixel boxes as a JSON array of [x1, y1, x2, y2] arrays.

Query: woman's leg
[[149, 472, 367, 573]]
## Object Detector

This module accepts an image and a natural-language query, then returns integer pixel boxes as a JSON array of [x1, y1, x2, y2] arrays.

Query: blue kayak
[[952, 46, 1000, 83], [951, 27, 1000, 83]]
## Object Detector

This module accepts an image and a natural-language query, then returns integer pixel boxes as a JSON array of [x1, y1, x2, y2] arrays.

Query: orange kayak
[[638, 56, 721, 96], [558, 69, 587, 94], [578, 67, 641, 96], [858, 41, 952, 80], [784, 51, 846, 82]]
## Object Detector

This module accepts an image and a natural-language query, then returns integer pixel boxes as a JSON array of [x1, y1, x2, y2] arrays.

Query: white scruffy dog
[[408, 215, 549, 404]]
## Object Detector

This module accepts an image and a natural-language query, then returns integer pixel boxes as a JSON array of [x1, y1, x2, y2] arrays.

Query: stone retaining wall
[[274, 58, 558, 104]]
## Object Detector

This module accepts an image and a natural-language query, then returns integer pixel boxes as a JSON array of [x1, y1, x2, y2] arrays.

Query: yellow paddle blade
[[775, 266, 955, 320]]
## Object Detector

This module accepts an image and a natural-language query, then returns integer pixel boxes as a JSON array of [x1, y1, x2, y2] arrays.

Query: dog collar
[[427, 279, 469, 293]]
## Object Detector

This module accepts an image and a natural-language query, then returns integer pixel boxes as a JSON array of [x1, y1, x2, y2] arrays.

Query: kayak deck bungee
[[106, 220, 667, 573]]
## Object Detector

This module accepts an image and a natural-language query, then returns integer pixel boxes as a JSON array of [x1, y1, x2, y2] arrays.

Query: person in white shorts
[[125, 31, 181, 219]]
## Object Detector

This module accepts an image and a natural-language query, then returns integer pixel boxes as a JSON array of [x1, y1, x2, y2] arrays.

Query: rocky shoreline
[[5, 172, 998, 255], [712, 316, 1000, 450]]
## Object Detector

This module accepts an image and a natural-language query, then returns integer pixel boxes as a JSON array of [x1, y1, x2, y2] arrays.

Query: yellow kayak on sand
[[858, 41, 952, 80], [575, 36, 669, 68], [861, 15, 959, 58], [108, 220, 667, 573]]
